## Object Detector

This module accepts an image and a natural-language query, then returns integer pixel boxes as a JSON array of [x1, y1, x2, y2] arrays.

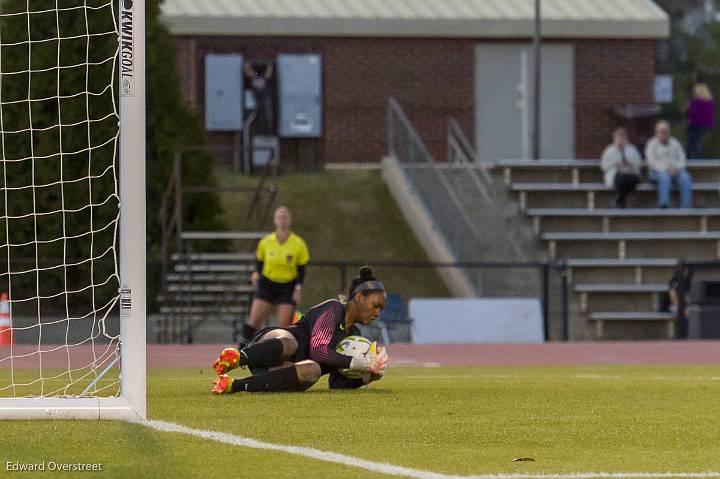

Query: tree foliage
[[0, 0, 223, 313], [144, 0, 225, 255], [658, 3, 720, 156]]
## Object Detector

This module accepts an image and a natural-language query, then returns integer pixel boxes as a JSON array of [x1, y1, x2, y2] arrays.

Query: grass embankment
[[215, 168, 450, 307]]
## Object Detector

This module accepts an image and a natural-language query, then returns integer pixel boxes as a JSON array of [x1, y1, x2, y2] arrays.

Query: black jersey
[[289, 299, 360, 373], [285, 299, 365, 388]]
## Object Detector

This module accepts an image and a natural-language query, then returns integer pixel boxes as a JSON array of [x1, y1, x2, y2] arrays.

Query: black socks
[[239, 338, 285, 367], [241, 323, 257, 342], [228, 336, 301, 392], [231, 366, 300, 392]]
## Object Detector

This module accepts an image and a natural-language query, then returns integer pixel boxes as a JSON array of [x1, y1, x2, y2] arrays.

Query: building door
[[475, 43, 574, 161]]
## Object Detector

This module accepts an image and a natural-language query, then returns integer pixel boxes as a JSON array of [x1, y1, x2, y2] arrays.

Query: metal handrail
[[388, 98, 436, 162], [158, 144, 278, 311], [307, 259, 570, 342], [388, 98, 483, 239], [448, 117, 533, 260], [448, 117, 494, 175], [447, 117, 494, 204]]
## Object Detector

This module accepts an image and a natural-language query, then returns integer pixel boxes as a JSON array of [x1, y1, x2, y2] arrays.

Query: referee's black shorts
[[254, 275, 296, 305]]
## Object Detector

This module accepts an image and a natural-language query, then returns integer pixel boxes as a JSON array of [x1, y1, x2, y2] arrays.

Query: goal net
[[0, 0, 145, 419]]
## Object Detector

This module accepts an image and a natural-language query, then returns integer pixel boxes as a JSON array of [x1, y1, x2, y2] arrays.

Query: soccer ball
[[335, 335, 373, 378]]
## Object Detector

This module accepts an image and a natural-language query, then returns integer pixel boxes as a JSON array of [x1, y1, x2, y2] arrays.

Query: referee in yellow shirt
[[242, 206, 310, 343]]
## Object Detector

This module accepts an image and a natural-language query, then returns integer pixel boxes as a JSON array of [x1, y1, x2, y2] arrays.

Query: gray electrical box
[[252, 136, 279, 168], [205, 54, 244, 131], [277, 54, 322, 138]]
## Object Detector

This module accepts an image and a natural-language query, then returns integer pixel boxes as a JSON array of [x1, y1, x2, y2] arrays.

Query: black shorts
[[254, 276, 296, 305], [248, 326, 310, 374]]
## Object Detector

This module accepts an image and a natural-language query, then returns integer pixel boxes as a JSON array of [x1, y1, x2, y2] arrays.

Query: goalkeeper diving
[[212, 266, 389, 393]]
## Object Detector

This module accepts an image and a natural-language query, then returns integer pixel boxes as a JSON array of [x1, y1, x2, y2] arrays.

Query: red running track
[[3, 342, 720, 369]]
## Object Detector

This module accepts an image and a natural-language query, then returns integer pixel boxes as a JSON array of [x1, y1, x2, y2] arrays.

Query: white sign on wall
[[409, 298, 544, 344], [654, 75, 673, 103]]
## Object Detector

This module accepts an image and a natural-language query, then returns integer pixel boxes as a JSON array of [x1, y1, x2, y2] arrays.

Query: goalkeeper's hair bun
[[348, 266, 380, 298]]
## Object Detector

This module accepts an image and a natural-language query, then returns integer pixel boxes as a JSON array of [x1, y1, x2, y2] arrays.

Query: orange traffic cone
[[0, 292, 13, 346]]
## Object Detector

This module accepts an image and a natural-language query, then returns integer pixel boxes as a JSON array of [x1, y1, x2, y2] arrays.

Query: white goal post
[[0, 0, 146, 420]]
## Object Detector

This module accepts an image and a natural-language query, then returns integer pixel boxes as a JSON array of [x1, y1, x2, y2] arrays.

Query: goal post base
[[0, 398, 144, 421]]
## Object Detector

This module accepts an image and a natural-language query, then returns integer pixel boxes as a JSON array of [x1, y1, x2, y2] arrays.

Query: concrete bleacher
[[498, 159, 720, 339], [394, 162, 541, 297], [527, 208, 720, 235], [512, 182, 719, 210], [154, 251, 256, 343], [501, 159, 720, 184]]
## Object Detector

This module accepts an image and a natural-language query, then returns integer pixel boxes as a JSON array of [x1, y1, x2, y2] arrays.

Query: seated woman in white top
[[600, 127, 643, 208]]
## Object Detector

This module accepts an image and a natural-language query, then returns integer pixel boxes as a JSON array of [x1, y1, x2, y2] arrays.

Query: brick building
[[160, 0, 668, 167]]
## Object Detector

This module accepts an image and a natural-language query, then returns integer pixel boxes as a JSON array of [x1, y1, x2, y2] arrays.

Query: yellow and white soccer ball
[[335, 335, 374, 378]]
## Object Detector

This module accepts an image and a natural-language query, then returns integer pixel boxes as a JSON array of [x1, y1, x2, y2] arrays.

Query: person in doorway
[[600, 127, 642, 208], [241, 206, 310, 345], [244, 61, 274, 134]]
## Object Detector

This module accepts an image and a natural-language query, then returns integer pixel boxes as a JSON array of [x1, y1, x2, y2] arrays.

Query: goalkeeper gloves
[[348, 342, 389, 375]]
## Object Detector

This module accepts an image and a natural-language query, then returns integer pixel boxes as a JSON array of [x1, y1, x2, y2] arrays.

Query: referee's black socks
[[239, 338, 284, 367], [231, 366, 300, 392], [241, 323, 257, 342]]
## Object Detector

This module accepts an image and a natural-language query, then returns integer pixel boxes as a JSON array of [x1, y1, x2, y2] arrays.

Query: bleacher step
[[165, 284, 254, 293], [170, 252, 256, 262], [158, 294, 253, 303], [566, 258, 678, 267], [543, 231, 720, 241], [165, 273, 244, 282], [498, 159, 720, 168], [590, 311, 673, 321], [574, 283, 666, 293], [159, 306, 248, 314], [527, 208, 720, 217], [173, 264, 254, 272], [512, 182, 719, 192]]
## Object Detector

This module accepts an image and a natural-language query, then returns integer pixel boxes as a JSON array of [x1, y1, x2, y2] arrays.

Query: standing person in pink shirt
[[686, 83, 716, 159]]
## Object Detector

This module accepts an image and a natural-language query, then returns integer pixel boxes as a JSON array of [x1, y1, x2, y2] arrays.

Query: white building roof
[[160, 0, 669, 39]]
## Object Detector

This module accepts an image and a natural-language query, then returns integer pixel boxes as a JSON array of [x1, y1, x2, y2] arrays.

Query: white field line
[[165, 374, 720, 383], [393, 361, 444, 367], [404, 375, 516, 380], [139, 419, 720, 479], [402, 375, 720, 382]]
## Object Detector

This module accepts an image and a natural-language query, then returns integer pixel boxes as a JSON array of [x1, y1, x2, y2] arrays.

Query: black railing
[[158, 145, 278, 291], [307, 260, 570, 341]]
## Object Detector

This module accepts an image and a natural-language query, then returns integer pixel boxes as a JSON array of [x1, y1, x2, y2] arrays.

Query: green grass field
[[3, 365, 720, 478]]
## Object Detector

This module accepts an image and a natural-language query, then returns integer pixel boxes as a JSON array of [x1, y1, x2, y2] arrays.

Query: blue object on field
[[379, 293, 412, 324]]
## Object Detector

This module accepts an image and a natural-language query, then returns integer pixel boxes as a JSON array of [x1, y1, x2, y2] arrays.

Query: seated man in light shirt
[[644, 120, 693, 208]]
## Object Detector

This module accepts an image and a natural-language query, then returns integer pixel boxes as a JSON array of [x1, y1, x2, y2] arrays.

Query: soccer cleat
[[213, 347, 242, 375], [212, 374, 233, 395]]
